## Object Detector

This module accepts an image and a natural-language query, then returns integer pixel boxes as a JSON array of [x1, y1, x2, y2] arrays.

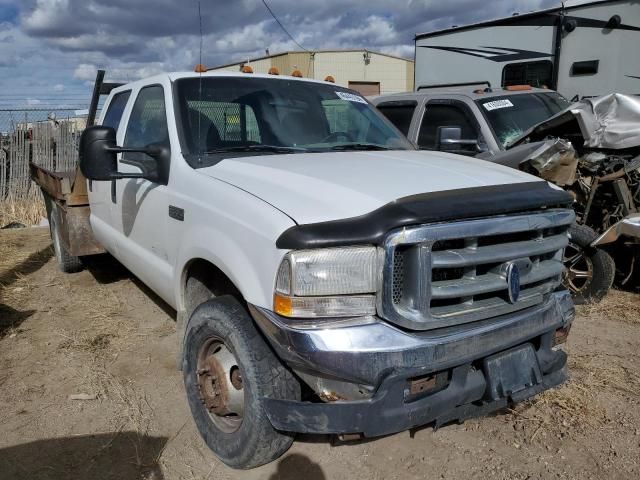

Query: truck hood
[[198, 150, 541, 224]]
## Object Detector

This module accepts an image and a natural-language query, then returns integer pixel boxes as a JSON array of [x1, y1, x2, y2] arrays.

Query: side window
[[376, 102, 417, 136], [502, 60, 553, 88], [101, 91, 131, 132], [571, 60, 599, 76], [417, 103, 479, 152], [123, 86, 169, 162]]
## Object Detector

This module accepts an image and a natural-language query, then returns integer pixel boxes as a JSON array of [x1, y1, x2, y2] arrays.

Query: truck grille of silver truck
[[378, 209, 575, 330]]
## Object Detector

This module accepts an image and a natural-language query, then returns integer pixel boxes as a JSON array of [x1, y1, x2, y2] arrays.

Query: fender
[[173, 225, 282, 313]]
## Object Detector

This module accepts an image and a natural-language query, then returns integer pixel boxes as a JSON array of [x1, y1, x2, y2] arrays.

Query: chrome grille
[[378, 209, 574, 330]]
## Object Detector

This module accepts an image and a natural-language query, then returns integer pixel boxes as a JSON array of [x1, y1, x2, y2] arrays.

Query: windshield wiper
[[327, 143, 392, 151], [204, 145, 307, 154]]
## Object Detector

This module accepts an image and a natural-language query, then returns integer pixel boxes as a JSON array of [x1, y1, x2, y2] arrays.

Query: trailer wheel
[[563, 224, 614, 304], [49, 203, 83, 273], [182, 296, 300, 469]]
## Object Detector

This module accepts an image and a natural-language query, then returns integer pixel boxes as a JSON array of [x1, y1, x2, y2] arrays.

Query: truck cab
[[372, 86, 570, 157], [76, 71, 575, 469]]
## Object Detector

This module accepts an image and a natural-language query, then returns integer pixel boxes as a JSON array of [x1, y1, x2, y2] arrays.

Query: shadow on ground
[[0, 304, 36, 337], [0, 431, 167, 480], [84, 254, 175, 320], [83, 253, 131, 284], [0, 245, 52, 337], [0, 245, 53, 287], [268, 453, 326, 480]]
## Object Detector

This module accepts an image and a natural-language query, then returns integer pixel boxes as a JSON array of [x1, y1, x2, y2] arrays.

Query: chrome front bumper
[[250, 290, 574, 436], [250, 290, 575, 389]]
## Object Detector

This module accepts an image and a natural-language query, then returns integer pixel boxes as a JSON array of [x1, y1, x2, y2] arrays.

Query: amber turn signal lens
[[505, 84, 532, 91], [274, 293, 293, 317]]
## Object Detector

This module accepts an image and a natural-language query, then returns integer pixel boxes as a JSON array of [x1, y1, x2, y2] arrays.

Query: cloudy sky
[[0, 0, 560, 108]]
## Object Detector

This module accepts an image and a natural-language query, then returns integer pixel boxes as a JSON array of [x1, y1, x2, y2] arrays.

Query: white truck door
[[111, 84, 174, 303], [88, 90, 131, 254]]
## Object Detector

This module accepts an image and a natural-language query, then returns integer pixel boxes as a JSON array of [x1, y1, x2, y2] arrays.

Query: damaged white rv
[[414, 0, 640, 101]]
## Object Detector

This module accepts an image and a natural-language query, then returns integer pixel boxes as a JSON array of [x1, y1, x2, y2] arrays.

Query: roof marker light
[[505, 84, 532, 91]]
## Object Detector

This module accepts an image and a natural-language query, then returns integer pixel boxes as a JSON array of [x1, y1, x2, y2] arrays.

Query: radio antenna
[[197, 0, 203, 163]]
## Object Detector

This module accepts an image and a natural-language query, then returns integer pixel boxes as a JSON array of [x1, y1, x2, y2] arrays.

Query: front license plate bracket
[[483, 344, 542, 401]]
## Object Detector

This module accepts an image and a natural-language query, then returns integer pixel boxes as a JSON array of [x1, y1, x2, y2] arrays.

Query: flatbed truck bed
[[28, 70, 122, 270]]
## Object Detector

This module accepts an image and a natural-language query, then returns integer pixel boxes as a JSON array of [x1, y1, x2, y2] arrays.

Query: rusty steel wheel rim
[[563, 241, 594, 294], [196, 337, 244, 433]]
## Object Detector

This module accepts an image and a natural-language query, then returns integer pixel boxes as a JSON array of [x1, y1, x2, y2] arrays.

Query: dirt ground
[[1, 227, 639, 480]]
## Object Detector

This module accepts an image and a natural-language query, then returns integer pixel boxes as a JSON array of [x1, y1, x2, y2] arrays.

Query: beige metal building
[[209, 49, 414, 95]]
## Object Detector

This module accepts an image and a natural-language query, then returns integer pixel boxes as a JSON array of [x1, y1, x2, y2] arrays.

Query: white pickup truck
[[72, 71, 576, 468]]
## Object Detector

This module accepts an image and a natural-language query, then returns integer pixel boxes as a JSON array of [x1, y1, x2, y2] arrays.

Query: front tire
[[182, 296, 300, 469], [563, 224, 614, 304]]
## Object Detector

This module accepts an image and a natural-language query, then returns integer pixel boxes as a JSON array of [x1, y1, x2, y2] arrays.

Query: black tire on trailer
[[563, 224, 615, 304], [48, 201, 83, 273], [182, 296, 301, 469]]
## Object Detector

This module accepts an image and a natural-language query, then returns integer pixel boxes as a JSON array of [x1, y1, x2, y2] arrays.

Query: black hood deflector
[[276, 181, 573, 249]]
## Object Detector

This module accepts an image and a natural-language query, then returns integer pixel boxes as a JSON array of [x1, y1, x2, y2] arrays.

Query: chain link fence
[[1, 108, 86, 201]]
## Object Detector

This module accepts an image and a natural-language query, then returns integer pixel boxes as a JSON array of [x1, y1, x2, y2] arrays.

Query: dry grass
[[581, 289, 640, 325], [0, 195, 46, 227], [55, 283, 135, 354], [509, 349, 640, 443], [0, 236, 18, 272]]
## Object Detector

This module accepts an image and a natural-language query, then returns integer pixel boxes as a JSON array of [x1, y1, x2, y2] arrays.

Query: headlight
[[274, 246, 380, 318]]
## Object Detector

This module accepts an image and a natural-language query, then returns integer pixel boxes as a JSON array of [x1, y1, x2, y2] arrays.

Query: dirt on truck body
[[1, 227, 639, 479]]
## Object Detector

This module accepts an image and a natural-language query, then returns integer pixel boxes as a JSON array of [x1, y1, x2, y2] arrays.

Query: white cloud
[[73, 63, 98, 82], [22, 0, 76, 33], [0, 0, 563, 99]]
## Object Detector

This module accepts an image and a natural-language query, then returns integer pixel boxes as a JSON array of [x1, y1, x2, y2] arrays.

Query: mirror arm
[[105, 146, 151, 154], [115, 172, 146, 178]]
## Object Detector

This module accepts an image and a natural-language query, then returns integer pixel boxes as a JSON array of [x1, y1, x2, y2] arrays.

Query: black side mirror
[[79, 126, 163, 181], [437, 126, 480, 151], [79, 126, 121, 180]]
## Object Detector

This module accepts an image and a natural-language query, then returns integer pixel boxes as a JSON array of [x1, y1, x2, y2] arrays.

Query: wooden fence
[[1, 111, 83, 200]]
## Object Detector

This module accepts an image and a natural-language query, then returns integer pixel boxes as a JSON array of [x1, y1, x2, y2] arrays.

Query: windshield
[[476, 92, 570, 148], [174, 76, 413, 166]]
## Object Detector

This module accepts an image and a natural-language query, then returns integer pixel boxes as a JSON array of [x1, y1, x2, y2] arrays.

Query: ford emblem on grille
[[506, 263, 521, 304]]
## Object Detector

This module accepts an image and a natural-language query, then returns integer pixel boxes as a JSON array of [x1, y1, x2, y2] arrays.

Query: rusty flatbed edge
[[31, 162, 105, 257], [30, 163, 89, 206]]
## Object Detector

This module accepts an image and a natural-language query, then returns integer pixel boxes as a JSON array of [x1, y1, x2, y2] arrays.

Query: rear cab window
[[101, 91, 131, 132], [376, 101, 417, 136]]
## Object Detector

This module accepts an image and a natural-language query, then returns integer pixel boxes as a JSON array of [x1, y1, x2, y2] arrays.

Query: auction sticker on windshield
[[482, 99, 514, 111], [336, 91, 368, 104]]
